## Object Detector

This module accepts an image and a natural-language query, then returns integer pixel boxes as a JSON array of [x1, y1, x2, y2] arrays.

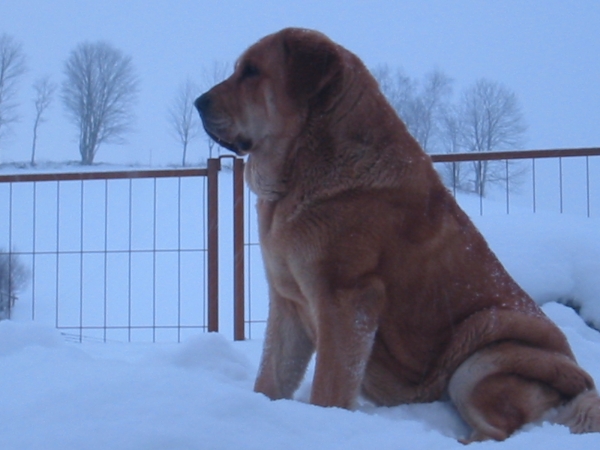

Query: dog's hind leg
[[254, 290, 315, 400], [449, 342, 595, 442]]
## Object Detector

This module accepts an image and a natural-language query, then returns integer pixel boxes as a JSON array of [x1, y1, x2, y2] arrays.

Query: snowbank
[[473, 212, 600, 330], [0, 303, 599, 449]]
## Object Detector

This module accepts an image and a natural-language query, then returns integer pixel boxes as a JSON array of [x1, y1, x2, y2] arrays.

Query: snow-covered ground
[[1, 208, 600, 448], [0, 304, 598, 449], [1, 159, 600, 448]]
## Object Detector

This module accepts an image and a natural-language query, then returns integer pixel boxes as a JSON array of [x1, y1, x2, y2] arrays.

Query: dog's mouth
[[203, 127, 252, 156]]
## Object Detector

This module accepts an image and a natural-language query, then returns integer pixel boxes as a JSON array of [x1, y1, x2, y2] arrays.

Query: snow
[[1, 213, 600, 448], [0, 302, 599, 449], [475, 212, 600, 330], [1, 166, 600, 448]]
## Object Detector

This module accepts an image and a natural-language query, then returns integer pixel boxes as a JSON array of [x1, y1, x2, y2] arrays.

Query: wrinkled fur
[[196, 28, 600, 441]]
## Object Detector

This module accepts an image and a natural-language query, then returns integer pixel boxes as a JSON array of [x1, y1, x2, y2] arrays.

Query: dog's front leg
[[310, 278, 385, 409], [254, 289, 315, 400]]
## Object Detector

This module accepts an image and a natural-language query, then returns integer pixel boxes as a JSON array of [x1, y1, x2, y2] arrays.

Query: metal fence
[[240, 147, 600, 339], [0, 159, 244, 343], [1, 148, 599, 342], [431, 148, 600, 217]]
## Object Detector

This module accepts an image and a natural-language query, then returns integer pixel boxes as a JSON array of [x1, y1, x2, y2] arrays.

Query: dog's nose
[[194, 93, 211, 116]]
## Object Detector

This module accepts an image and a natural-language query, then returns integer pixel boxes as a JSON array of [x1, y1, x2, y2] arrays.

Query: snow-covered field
[[0, 304, 598, 449], [1, 162, 600, 448]]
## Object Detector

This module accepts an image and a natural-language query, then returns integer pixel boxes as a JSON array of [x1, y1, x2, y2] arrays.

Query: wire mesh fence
[[0, 168, 212, 343], [241, 148, 600, 339]]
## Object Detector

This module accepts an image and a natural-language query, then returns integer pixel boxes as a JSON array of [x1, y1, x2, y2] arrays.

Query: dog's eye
[[241, 63, 260, 79]]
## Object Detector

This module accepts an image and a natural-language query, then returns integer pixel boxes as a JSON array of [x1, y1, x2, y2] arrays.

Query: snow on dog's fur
[[195, 27, 600, 442]]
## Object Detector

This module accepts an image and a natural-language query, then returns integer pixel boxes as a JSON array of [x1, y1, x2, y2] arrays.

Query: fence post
[[233, 158, 245, 340], [207, 158, 220, 333]]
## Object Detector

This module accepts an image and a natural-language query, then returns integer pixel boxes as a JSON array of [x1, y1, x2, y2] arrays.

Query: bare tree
[[0, 250, 29, 320], [371, 64, 415, 129], [201, 61, 230, 159], [31, 75, 56, 165], [168, 78, 201, 166], [438, 106, 469, 191], [373, 65, 528, 195], [61, 41, 139, 165], [460, 79, 527, 196], [408, 69, 453, 153], [371, 66, 452, 153], [0, 34, 27, 154]]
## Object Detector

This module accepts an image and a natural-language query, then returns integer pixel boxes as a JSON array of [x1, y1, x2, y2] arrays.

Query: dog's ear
[[281, 28, 343, 109]]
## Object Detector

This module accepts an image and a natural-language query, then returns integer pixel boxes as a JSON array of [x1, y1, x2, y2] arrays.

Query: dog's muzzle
[[194, 93, 252, 155], [194, 93, 211, 117]]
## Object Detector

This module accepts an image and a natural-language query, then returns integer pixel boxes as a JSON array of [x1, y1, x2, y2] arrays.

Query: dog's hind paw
[[555, 389, 600, 434]]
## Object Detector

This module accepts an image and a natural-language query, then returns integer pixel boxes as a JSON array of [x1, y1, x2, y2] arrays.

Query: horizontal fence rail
[[429, 147, 600, 162], [0, 168, 208, 183]]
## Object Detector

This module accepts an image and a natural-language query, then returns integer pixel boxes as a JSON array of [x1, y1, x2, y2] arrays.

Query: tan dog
[[195, 28, 600, 442]]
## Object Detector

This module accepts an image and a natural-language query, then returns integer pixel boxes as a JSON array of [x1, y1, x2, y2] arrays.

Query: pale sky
[[1, 0, 599, 166]]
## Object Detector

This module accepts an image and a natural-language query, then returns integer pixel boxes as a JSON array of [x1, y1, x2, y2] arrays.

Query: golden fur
[[195, 28, 600, 442]]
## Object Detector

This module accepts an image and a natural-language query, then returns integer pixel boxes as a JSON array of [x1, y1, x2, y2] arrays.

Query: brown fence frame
[[0, 158, 246, 341], [206, 156, 245, 339]]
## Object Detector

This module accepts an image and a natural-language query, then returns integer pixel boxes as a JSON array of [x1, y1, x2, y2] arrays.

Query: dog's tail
[[447, 341, 599, 442]]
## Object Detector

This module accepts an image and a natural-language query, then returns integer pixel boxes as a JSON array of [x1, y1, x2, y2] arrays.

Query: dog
[[195, 28, 600, 442]]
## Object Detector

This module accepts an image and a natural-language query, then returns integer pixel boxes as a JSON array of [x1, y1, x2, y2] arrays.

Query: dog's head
[[195, 28, 417, 199], [195, 28, 344, 158]]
